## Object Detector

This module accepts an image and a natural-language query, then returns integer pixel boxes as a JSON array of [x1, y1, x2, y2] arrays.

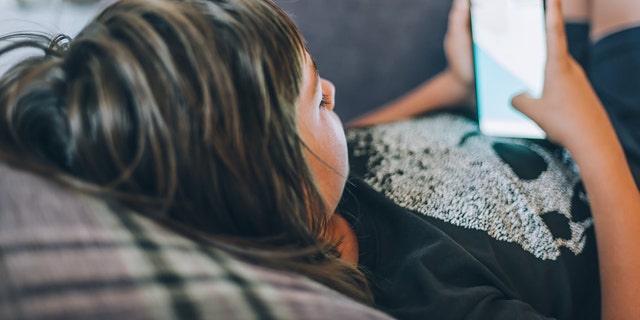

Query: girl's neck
[[328, 213, 359, 265]]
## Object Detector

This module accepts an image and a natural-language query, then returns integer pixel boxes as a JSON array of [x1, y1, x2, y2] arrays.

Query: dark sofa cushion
[[275, 0, 454, 121]]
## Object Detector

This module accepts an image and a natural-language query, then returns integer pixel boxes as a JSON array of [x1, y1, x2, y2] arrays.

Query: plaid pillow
[[0, 162, 390, 320]]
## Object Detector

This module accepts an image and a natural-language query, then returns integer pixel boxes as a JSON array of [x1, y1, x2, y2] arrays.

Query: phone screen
[[470, 0, 547, 138]]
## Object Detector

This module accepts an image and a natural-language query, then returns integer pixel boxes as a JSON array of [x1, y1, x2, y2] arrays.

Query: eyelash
[[319, 94, 330, 109]]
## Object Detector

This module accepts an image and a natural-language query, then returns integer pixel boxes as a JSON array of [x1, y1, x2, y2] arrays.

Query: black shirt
[[342, 114, 600, 319]]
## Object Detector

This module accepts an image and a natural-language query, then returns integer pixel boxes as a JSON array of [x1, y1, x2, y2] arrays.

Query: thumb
[[511, 92, 539, 117]]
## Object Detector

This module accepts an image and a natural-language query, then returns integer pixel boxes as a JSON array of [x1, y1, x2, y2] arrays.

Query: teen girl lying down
[[0, 0, 638, 319]]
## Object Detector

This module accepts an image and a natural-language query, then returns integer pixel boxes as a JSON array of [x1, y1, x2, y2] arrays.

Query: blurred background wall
[[0, 0, 108, 74]]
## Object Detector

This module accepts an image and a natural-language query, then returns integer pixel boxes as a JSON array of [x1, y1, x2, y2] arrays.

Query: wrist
[[441, 69, 475, 107]]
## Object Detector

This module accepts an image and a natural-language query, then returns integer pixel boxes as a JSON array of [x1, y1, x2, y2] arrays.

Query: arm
[[348, 0, 475, 128], [512, 0, 640, 317], [347, 70, 473, 127]]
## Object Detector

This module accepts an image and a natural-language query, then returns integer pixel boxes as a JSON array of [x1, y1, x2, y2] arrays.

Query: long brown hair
[[0, 0, 372, 304]]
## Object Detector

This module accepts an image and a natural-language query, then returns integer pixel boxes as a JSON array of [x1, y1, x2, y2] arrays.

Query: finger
[[545, 0, 570, 66], [449, 0, 469, 32]]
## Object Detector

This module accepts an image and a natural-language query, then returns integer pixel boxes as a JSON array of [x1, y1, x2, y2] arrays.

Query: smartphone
[[470, 0, 547, 139]]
